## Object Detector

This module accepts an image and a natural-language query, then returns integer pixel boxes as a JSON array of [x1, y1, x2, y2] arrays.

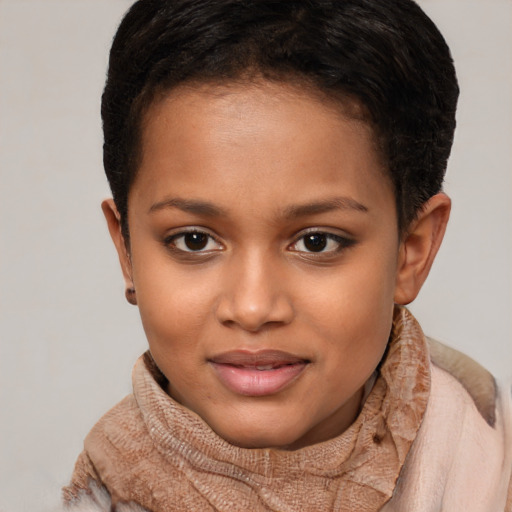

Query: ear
[[101, 199, 136, 304], [394, 193, 451, 305]]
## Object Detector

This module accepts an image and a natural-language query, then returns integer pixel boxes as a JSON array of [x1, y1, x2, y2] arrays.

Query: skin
[[103, 80, 450, 450]]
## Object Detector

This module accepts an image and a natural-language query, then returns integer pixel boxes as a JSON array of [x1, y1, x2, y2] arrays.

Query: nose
[[215, 251, 295, 332]]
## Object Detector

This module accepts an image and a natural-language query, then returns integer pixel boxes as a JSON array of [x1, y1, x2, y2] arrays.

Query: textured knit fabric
[[63, 307, 512, 511]]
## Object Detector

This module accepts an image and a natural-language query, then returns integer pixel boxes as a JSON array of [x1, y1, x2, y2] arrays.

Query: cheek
[[300, 248, 397, 368], [304, 250, 397, 325], [132, 245, 216, 322]]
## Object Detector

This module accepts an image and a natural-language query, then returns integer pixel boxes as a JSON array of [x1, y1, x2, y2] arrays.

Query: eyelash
[[288, 230, 355, 256], [163, 228, 355, 258], [163, 229, 223, 254]]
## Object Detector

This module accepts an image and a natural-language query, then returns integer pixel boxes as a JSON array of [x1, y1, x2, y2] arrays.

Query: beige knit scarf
[[64, 308, 431, 511]]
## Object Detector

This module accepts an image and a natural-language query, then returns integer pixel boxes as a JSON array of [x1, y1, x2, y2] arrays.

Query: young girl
[[63, 0, 512, 510]]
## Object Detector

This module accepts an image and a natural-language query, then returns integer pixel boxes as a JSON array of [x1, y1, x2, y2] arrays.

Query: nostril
[[215, 295, 294, 332], [214, 262, 295, 331]]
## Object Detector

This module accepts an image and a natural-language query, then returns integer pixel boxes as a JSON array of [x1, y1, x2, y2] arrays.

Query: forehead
[[131, 80, 393, 222], [144, 78, 373, 138]]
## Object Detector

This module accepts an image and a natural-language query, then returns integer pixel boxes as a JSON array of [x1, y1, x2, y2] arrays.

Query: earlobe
[[101, 199, 137, 305], [394, 193, 451, 305]]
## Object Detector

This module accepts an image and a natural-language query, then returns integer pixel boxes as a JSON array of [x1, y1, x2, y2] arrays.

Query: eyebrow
[[149, 197, 227, 216], [283, 197, 369, 218], [148, 195, 368, 218]]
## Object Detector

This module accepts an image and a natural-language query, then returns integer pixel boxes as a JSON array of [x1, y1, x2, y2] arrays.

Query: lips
[[208, 350, 309, 397]]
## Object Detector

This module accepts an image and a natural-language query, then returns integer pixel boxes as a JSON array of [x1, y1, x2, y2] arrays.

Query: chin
[[215, 421, 305, 450], [226, 434, 295, 450]]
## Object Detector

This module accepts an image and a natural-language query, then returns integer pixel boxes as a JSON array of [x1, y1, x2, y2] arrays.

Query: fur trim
[[61, 483, 148, 512]]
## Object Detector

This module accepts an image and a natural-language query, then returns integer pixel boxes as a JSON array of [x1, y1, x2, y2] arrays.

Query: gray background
[[0, 0, 510, 510]]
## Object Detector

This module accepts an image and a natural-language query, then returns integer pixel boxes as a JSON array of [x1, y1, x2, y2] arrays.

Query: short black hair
[[102, 0, 458, 238]]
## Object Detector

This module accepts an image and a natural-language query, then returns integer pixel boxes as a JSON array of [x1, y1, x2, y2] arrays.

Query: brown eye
[[166, 230, 222, 253], [184, 232, 208, 251], [303, 233, 327, 252], [290, 231, 354, 255]]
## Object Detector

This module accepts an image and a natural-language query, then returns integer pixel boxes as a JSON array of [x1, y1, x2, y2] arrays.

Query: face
[[117, 81, 404, 449]]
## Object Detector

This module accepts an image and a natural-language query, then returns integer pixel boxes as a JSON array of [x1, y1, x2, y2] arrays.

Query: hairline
[[120, 73, 396, 241]]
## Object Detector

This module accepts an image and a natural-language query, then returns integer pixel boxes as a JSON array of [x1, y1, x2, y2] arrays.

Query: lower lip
[[210, 362, 308, 397]]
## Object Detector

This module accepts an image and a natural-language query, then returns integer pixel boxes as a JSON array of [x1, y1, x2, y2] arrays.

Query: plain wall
[[0, 1, 510, 510]]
